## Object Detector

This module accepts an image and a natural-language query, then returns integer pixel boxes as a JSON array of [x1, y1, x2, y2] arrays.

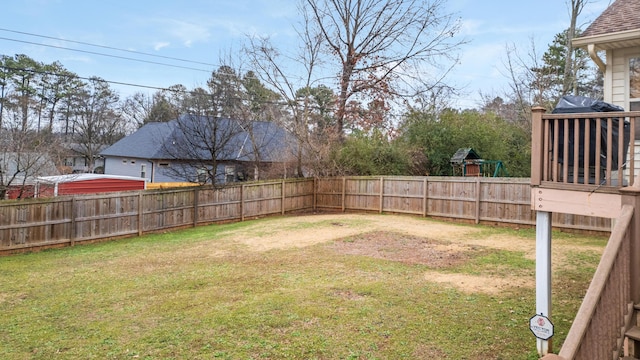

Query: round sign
[[529, 314, 554, 340]]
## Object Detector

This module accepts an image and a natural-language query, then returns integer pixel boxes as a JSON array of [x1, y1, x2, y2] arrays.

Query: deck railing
[[531, 108, 640, 190], [542, 204, 635, 360]]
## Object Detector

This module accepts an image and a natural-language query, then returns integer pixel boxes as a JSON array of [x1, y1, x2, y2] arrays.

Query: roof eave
[[573, 29, 640, 51]]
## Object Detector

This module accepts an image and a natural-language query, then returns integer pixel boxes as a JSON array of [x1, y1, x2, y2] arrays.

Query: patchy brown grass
[[329, 231, 477, 267], [0, 213, 605, 360]]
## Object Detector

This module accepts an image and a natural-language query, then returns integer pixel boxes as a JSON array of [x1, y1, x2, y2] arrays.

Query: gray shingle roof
[[100, 116, 295, 162], [581, 0, 640, 37], [100, 121, 173, 159]]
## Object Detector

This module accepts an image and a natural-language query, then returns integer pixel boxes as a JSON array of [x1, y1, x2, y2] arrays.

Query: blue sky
[[1, 0, 612, 109]]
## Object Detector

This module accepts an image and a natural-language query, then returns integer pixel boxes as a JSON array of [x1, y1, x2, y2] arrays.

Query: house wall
[[609, 48, 640, 182], [104, 157, 156, 182], [152, 163, 182, 183], [64, 155, 105, 174], [610, 47, 640, 110], [103, 157, 236, 184]]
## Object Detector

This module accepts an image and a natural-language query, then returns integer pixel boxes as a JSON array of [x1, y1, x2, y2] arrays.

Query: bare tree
[[495, 1, 598, 130], [0, 121, 60, 199], [161, 114, 246, 185], [244, 5, 347, 176], [71, 77, 125, 173], [36, 62, 81, 133], [245, 33, 319, 176], [156, 61, 293, 185], [497, 41, 547, 131], [206, 62, 291, 180], [122, 91, 178, 128], [563, 0, 589, 95], [304, 0, 464, 138]]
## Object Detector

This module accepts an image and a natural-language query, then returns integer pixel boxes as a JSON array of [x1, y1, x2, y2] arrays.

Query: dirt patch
[[327, 230, 534, 294], [231, 213, 480, 252], [328, 231, 478, 268], [159, 213, 599, 295]]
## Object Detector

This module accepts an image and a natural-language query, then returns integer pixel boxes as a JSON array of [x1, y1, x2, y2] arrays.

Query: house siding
[[610, 48, 640, 110], [612, 50, 626, 107], [104, 157, 155, 182], [151, 162, 190, 183], [611, 49, 640, 181], [604, 49, 614, 103], [103, 157, 237, 184]]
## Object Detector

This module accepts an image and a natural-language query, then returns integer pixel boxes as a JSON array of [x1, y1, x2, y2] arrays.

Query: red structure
[[34, 174, 146, 197]]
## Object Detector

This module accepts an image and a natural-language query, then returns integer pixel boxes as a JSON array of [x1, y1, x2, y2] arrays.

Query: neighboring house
[[100, 115, 297, 184], [60, 143, 107, 174], [1, 152, 60, 199]]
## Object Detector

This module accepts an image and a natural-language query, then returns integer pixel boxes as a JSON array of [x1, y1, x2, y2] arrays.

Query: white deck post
[[536, 210, 553, 356]]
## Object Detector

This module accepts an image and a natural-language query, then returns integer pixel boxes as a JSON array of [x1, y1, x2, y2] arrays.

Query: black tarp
[[551, 95, 629, 170]]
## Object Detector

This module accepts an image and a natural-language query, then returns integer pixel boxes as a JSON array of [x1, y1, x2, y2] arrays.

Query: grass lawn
[[0, 213, 605, 359]]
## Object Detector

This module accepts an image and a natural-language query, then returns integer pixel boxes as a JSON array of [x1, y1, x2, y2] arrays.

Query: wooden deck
[[532, 108, 640, 359], [531, 107, 640, 218]]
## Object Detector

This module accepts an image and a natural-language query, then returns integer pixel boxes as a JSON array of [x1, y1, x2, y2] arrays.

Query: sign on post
[[530, 314, 554, 340]]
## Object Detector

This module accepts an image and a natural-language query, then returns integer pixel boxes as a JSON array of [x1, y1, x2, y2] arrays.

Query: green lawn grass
[[0, 215, 604, 359]]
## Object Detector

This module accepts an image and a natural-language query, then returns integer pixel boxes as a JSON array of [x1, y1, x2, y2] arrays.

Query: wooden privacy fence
[[316, 176, 610, 231], [0, 179, 315, 252], [0, 176, 611, 253]]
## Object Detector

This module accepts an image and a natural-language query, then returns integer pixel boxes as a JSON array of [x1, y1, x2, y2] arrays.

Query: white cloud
[[154, 42, 170, 51]]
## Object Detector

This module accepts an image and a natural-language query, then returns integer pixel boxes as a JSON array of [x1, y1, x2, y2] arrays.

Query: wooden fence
[[0, 179, 315, 252], [316, 176, 610, 232], [0, 176, 611, 253]]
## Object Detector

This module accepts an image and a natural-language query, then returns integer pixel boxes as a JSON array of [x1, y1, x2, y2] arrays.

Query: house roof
[[100, 121, 174, 159], [582, 0, 640, 37], [100, 115, 295, 163], [64, 142, 109, 156], [573, 0, 640, 50]]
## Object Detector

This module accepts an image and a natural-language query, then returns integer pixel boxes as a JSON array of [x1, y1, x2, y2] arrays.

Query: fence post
[[423, 177, 428, 217], [475, 177, 481, 224], [531, 107, 546, 186], [313, 177, 317, 211], [281, 180, 286, 215], [193, 187, 199, 227], [342, 177, 346, 212], [138, 191, 144, 236], [70, 197, 76, 246], [379, 177, 384, 214], [241, 184, 245, 222]]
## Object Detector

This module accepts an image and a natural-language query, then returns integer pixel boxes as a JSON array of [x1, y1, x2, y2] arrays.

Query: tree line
[[0, 0, 601, 198]]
